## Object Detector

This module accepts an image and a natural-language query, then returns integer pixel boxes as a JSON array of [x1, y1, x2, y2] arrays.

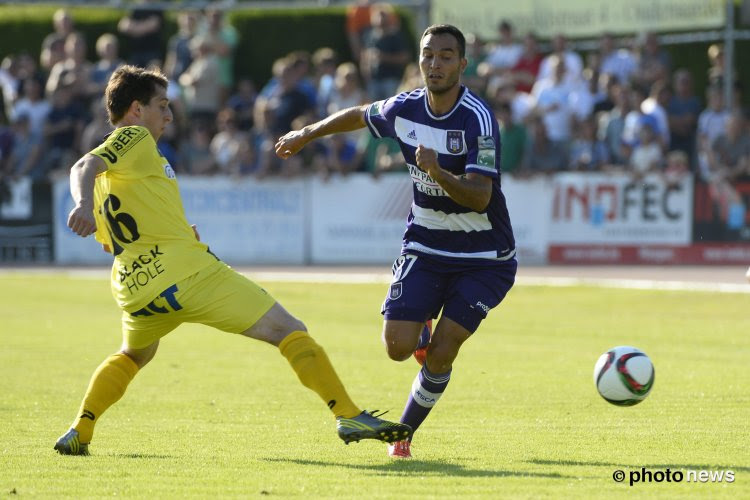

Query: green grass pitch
[[1, 271, 748, 498]]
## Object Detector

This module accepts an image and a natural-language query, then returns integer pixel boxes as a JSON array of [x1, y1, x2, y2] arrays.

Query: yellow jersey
[[90, 126, 217, 312]]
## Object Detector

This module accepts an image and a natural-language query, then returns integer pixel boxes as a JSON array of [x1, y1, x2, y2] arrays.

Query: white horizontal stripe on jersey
[[394, 116, 466, 155], [466, 163, 497, 174], [405, 241, 517, 260], [411, 203, 492, 232]]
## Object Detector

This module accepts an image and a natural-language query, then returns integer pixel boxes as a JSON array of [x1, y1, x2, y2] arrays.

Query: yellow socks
[[72, 352, 139, 443], [279, 331, 361, 419]]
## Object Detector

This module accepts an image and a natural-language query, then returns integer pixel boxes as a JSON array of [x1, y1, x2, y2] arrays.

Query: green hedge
[[0, 5, 416, 89]]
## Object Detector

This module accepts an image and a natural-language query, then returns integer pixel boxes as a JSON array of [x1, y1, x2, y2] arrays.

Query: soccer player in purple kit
[[275, 24, 516, 458]]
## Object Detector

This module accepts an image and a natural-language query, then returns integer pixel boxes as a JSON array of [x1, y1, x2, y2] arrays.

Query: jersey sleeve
[[363, 93, 406, 140], [89, 126, 155, 179], [464, 111, 501, 179]]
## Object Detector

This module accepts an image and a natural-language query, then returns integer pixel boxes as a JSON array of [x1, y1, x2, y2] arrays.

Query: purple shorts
[[381, 252, 517, 333]]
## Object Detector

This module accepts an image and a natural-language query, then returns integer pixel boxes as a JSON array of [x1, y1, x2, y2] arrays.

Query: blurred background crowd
[[0, 0, 748, 225]]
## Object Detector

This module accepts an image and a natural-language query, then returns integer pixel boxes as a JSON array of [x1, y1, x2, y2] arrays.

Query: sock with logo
[[279, 331, 361, 419], [72, 352, 140, 443], [399, 364, 451, 438]]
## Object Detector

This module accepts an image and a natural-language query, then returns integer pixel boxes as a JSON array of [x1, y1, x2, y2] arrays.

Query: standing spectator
[[327, 63, 367, 115], [200, 8, 239, 103], [482, 21, 522, 81], [311, 48, 339, 118], [510, 32, 543, 94], [117, 0, 164, 68], [496, 102, 526, 175], [360, 3, 411, 100], [640, 79, 671, 150], [80, 97, 113, 154], [345, 0, 374, 63], [164, 11, 198, 82], [667, 69, 701, 160], [40, 9, 76, 74], [537, 34, 583, 88], [462, 33, 487, 95], [90, 34, 123, 97], [10, 77, 50, 139], [179, 37, 222, 128], [532, 55, 575, 146], [697, 85, 731, 178], [598, 84, 632, 166], [45, 33, 93, 108], [41, 83, 84, 178], [632, 32, 671, 92], [5, 114, 42, 180], [598, 33, 637, 87]]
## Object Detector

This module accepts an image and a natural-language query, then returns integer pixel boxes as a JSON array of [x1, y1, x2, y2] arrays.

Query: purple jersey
[[364, 86, 515, 263]]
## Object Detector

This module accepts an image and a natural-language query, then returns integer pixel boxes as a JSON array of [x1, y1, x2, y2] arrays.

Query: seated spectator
[[10, 77, 50, 139], [629, 118, 663, 177], [521, 115, 569, 174], [311, 133, 360, 179], [569, 117, 608, 171], [311, 47, 339, 118], [179, 124, 217, 175], [664, 150, 690, 186], [117, 0, 164, 68], [398, 63, 423, 93], [593, 73, 619, 114], [328, 62, 367, 115], [639, 80, 670, 150], [462, 33, 487, 95], [210, 108, 248, 174], [226, 78, 257, 132], [80, 96, 113, 154]]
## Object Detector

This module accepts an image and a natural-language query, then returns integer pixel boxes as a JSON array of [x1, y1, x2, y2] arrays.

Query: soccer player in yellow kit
[[54, 65, 411, 455]]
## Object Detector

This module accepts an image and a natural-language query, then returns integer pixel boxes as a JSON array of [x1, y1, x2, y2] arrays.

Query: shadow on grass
[[527, 459, 750, 473], [263, 458, 576, 479]]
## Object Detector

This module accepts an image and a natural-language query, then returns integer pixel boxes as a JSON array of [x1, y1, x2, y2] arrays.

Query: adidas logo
[[407, 130, 417, 140]]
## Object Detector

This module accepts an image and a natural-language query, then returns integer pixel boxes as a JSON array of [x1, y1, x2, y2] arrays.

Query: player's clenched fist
[[275, 130, 308, 159], [67, 205, 97, 237], [415, 144, 439, 175]]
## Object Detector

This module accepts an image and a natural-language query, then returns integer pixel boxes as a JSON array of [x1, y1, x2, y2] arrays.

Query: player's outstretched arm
[[275, 104, 369, 159], [68, 154, 107, 238]]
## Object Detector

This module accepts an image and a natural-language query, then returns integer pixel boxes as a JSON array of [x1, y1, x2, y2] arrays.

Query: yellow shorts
[[121, 260, 276, 349]]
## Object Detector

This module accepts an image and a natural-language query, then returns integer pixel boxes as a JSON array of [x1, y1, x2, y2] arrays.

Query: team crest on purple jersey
[[446, 130, 463, 154], [389, 282, 403, 300]]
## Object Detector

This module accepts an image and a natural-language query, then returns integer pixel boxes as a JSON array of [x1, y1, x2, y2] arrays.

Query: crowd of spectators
[[1, 1, 749, 227]]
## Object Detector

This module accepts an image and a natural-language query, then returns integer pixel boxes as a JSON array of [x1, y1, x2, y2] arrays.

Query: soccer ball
[[593, 346, 655, 406]]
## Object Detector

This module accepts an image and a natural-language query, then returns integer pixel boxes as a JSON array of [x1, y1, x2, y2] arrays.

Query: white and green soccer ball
[[593, 346, 655, 406]]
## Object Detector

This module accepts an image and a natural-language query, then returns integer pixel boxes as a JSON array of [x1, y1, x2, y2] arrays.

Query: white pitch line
[[3, 269, 749, 294]]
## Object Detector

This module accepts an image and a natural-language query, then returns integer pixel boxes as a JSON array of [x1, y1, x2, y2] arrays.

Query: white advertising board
[[502, 175, 552, 264], [548, 173, 693, 245], [179, 177, 306, 264], [53, 178, 114, 265], [309, 175, 411, 264]]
